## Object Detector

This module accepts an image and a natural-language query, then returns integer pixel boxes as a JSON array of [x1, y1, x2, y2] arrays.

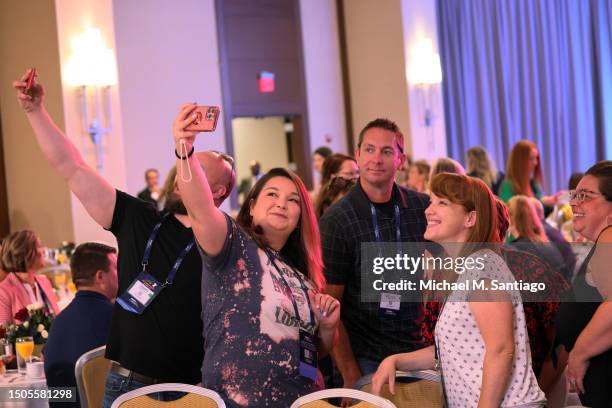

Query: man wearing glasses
[[13, 71, 235, 406]]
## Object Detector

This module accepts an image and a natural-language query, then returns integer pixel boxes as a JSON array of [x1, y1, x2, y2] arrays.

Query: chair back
[[110, 383, 226, 408], [356, 370, 443, 408], [290, 388, 397, 408], [75, 345, 111, 408]]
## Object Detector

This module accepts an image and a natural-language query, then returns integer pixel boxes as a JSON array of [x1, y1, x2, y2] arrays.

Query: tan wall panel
[[0, 0, 74, 246]]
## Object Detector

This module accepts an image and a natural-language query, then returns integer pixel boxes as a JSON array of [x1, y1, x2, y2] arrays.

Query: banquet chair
[[75, 345, 112, 408], [290, 388, 397, 408], [110, 383, 226, 408], [356, 370, 443, 408]]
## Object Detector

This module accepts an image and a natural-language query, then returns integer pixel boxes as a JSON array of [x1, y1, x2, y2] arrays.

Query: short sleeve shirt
[[199, 214, 322, 407], [106, 190, 203, 383]]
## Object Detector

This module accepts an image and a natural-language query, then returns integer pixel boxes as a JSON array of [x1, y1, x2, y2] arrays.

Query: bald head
[[195, 151, 236, 207]]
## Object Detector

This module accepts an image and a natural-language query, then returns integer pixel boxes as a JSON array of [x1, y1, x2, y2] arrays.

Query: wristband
[[175, 145, 195, 160]]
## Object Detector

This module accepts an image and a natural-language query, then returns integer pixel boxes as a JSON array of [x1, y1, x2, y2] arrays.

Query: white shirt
[[435, 249, 546, 407]]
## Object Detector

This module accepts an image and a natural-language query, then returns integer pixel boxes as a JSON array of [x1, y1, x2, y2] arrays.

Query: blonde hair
[[508, 195, 548, 242], [0, 230, 40, 272], [466, 146, 498, 188]]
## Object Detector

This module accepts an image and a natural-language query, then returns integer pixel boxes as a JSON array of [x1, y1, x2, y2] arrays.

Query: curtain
[[437, 0, 612, 193]]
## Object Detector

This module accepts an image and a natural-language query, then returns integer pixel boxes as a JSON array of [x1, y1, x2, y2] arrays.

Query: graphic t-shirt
[[199, 214, 322, 407]]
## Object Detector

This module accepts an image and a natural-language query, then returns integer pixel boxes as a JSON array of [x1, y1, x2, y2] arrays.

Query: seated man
[[44, 243, 118, 408]]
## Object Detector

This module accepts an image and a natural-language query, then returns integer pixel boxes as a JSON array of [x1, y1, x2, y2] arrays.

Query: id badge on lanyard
[[117, 272, 163, 314], [117, 212, 194, 315], [267, 251, 319, 381], [371, 203, 403, 319]]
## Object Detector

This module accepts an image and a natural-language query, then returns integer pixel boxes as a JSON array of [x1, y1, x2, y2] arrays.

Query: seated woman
[[507, 195, 570, 279], [0, 230, 60, 324], [556, 160, 612, 408], [466, 146, 504, 195], [319, 153, 359, 188], [407, 160, 431, 193], [314, 176, 356, 218], [372, 173, 545, 407], [172, 104, 340, 407]]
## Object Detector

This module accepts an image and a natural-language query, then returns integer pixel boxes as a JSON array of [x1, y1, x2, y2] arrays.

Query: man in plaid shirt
[[320, 118, 429, 389]]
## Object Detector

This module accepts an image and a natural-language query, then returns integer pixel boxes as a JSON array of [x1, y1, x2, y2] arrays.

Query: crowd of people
[[1, 68, 610, 407]]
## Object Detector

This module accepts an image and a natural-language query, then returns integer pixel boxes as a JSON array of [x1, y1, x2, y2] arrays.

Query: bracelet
[[175, 145, 195, 160]]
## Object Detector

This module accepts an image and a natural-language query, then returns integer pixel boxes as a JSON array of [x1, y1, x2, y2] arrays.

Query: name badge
[[379, 292, 401, 318], [117, 272, 163, 314], [299, 329, 318, 381]]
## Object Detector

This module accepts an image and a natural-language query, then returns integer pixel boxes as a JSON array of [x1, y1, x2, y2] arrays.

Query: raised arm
[[13, 70, 115, 229], [172, 103, 227, 255]]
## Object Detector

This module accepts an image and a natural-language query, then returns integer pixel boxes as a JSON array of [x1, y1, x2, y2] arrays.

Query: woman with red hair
[[499, 140, 561, 210], [372, 174, 544, 407]]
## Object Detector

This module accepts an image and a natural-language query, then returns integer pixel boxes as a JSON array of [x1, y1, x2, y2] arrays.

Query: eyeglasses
[[569, 189, 603, 203], [329, 176, 356, 191]]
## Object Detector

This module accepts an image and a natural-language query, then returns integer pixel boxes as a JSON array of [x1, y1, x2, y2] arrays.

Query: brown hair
[[70, 243, 116, 288], [430, 158, 466, 178], [495, 198, 510, 242], [585, 160, 612, 202], [508, 195, 548, 242], [427, 174, 499, 299], [315, 177, 356, 219], [430, 173, 500, 246], [0, 230, 40, 272], [320, 154, 357, 187], [357, 118, 404, 153], [506, 140, 543, 196], [236, 168, 325, 292], [466, 146, 498, 188]]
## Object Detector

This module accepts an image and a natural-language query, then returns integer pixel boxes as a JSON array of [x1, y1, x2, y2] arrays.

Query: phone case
[[185, 106, 220, 132], [25, 68, 37, 92]]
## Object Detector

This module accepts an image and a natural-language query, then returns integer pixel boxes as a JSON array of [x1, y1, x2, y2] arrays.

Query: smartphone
[[25, 68, 37, 93], [185, 106, 220, 132]]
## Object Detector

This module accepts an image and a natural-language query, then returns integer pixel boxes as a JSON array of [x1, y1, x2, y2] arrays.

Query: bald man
[[14, 70, 235, 406]]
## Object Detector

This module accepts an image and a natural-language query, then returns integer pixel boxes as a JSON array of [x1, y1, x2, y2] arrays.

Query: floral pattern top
[[198, 214, 322, 407]]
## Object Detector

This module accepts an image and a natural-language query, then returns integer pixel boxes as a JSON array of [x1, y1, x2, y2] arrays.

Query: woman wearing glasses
[[555, 160, 612, 408], [173, 105, 340, 407]]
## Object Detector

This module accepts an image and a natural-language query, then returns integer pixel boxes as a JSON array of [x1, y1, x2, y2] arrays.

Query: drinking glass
[[15, 337, 34, 375]]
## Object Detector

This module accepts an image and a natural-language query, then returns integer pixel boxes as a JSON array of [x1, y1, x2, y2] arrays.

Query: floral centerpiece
[[1, 303, 53, 346]]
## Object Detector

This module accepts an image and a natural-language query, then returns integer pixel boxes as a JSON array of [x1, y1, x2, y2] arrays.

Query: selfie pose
[[173, 104, 340, 407]]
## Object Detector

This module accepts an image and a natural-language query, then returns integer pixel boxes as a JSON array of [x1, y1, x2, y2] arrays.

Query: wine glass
[[15, 337, 34, 375]]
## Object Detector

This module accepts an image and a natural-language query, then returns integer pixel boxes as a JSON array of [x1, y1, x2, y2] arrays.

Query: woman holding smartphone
[[371, 173, 545, 407], [172, 103, 340, 407]]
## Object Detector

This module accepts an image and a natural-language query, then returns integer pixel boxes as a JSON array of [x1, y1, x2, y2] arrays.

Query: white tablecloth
[[0, 370, 49, 408]]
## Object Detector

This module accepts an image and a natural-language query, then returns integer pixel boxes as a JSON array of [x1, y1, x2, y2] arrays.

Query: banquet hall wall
[[0, 0, 442, 246]]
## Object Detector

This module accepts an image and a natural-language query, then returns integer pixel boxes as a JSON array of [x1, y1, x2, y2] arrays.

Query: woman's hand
[[541, 191, 563, 207], [172, 103, 199, 151], [566, 349, 589, 394], [371, 355, 398, 395], [13, 69, 44, 113], [309, 291, 340, 330]]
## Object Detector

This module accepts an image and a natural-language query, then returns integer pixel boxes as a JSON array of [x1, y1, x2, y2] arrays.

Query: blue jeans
[[102, 372, 185, 408]]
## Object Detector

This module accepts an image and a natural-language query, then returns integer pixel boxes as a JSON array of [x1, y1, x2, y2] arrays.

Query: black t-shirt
[[106, 190, 203, 383]]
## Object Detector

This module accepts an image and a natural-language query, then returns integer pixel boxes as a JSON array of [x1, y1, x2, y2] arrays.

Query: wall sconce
[[65, 28, 117, 173], [407, 38, 442, 128]]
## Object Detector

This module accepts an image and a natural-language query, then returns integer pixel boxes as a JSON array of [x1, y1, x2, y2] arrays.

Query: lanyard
[[141, 212, 194, 286], [369, 202, 401, 256], [265, 250, 316, 328]]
